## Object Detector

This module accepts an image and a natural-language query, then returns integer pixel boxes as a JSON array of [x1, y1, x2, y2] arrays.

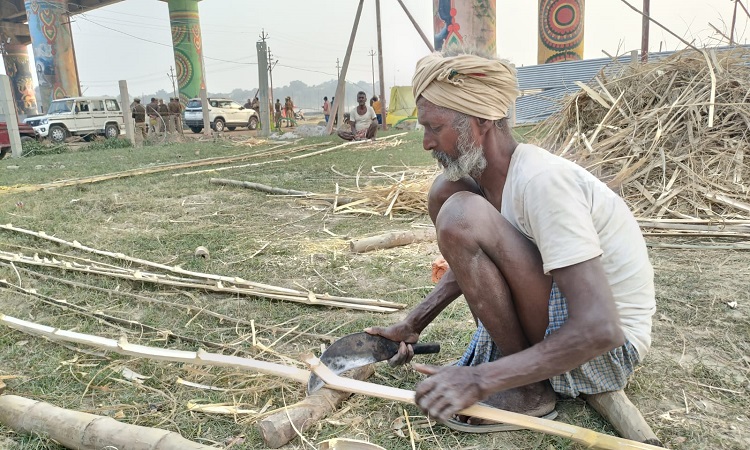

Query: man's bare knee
[[428, 175, 481, 223], [435, 192, 488, 245]]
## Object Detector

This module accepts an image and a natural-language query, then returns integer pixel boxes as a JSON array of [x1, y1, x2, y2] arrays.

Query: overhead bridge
[[0, 0, 204, 117]]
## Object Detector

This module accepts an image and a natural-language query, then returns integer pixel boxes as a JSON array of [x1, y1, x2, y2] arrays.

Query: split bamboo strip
[[304, 356, 663, 450], [0, 250, 402, 313]]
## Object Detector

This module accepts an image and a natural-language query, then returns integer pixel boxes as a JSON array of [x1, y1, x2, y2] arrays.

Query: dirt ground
[[0, 132, 748, 449]]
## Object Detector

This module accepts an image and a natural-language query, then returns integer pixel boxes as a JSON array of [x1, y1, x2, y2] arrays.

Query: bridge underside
[[1, 0, 123, 43]]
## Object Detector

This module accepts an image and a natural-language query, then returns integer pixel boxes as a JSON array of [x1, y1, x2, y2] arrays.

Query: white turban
[[412, 53, 519, 120]]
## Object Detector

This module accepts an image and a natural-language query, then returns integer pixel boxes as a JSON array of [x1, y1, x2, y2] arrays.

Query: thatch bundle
[[539, 48, 750, 220]]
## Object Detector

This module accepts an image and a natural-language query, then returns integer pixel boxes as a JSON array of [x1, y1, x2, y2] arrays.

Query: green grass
[[0, 131, 748, 449]]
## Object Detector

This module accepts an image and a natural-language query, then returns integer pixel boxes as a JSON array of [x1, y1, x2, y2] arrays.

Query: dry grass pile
[[539, 47, 750, 221], [331, 165, 437, 217]]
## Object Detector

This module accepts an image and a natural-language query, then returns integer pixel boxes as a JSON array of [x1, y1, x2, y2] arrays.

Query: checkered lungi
[[456, 283, 640, 398]]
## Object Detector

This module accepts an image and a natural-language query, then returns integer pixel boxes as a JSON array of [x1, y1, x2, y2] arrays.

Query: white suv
[[26, 96, 124, 143], [184, 98, 259, 133]]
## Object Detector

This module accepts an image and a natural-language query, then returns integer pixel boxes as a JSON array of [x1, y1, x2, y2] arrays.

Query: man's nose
[[422, 134, 435, 151]]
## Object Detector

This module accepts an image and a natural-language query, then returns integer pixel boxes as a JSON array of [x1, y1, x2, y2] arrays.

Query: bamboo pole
[[350, 228, 436, 253], [376, 0, 388, 131], [0, 395, 213, 450], [0, 313, 311, 383], [209, 179, 357, 205], [326, 0, 365, 135], [304, 356, 664, 450], [396, 0, 435, 52]]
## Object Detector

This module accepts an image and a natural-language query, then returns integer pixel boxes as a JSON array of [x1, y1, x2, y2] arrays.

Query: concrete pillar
[[164, 0, 205, 103], [538, 0, 585, 64], [432, 0, 496, 54], [24, 0, 81, 112], [2, 44, 38, 118]]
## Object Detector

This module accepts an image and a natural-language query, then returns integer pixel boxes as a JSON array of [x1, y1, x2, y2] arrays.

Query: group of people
[[131, 97, 184, 144], [272, 96, 297, 131]]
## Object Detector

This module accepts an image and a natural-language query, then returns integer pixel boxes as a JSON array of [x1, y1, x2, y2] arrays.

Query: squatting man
[[366, 50, 656, 431]]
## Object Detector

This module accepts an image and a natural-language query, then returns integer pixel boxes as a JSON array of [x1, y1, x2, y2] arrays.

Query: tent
[[386, 86, 417, 126]]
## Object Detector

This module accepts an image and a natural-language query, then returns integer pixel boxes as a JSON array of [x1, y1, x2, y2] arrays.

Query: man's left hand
[[412, 363, 484, 422]]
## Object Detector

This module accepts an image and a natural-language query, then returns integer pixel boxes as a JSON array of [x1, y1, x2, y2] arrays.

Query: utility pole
[[259, 29, 279, 106], [257, 37, 271, 137], [167, 66, 178, 99], [335, 58, 344, 126], [368, 49, 376, 97], [375, 0, 387, 130], [640, 0, 650, 62]]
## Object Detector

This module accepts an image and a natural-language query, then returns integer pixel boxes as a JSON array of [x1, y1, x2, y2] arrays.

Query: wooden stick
[[396, 0, 435, 52], [257, 364, 375, 448], [350, 229, 436, 253], [582, 391, 663, 446], [0, 395, 214, 450], [618, 0, 700, 52], [304, 356, 664, 450], [326, 0, 365, 135]]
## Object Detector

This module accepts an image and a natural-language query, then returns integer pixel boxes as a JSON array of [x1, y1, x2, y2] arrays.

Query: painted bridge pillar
[[538, 0, 585, 64], [433, 0, 496, 55], [164, 0, 205, 103], [2, 43, 38, 118], [24, 0, 81, 112]]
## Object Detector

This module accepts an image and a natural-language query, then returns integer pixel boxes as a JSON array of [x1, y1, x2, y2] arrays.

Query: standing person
[[244, 98, 253, 109], [131, 98, 147, 145], [157, 99, 169, 134], [372, 95, 383, 125], [365, 49, 655, 431], [337, 91, 377, 141], [168, 97, 183, 135], [284, 96, 295, 127], [322, 96, 331, 123], [146, 98, 159, 135], [250, 96, 260, 114], [274, 98, 282, 131]]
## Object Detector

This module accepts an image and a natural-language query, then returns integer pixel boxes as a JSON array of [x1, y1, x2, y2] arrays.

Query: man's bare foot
[[455, 381, 556, 425]]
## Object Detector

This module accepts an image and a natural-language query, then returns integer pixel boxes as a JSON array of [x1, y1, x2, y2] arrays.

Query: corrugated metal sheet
[[513, 45, 750, 125]]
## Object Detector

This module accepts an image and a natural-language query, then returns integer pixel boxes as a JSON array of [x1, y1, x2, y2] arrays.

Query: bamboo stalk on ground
[[0, 250, 402, 312], [0, 225, 404, 312], [209, 179, 356, 205], [0, 313, 311, 383], [350, 228, 437, 253], [0, 395, 214, 450], [9, 266, 337, 343], [0, 142, 293, 195]]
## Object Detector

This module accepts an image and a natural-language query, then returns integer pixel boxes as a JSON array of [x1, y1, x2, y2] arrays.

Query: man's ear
[[473, 117, 495, 137]]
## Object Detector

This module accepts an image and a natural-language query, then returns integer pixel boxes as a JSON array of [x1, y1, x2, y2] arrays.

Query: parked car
[[26, 96, 125, 143], [183, 98, 259, 133], [0, 113, 37, 159]]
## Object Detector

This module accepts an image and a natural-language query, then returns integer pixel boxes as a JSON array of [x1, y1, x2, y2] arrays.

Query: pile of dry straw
[[539, 47, 750, 221]]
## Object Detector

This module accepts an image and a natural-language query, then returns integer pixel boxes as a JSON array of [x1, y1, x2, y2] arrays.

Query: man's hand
[[364, 321, 420, 366], [412, 364, 484, 422]]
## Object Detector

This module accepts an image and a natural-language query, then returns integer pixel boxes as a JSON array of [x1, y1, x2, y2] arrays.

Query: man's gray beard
[[432, 123, 487, 181]]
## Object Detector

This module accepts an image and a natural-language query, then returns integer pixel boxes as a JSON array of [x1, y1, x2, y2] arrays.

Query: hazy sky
[[2, 0, 748, 108]]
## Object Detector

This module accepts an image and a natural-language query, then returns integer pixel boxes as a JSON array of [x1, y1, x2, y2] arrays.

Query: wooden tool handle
[[413, 343, 440, 355]]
